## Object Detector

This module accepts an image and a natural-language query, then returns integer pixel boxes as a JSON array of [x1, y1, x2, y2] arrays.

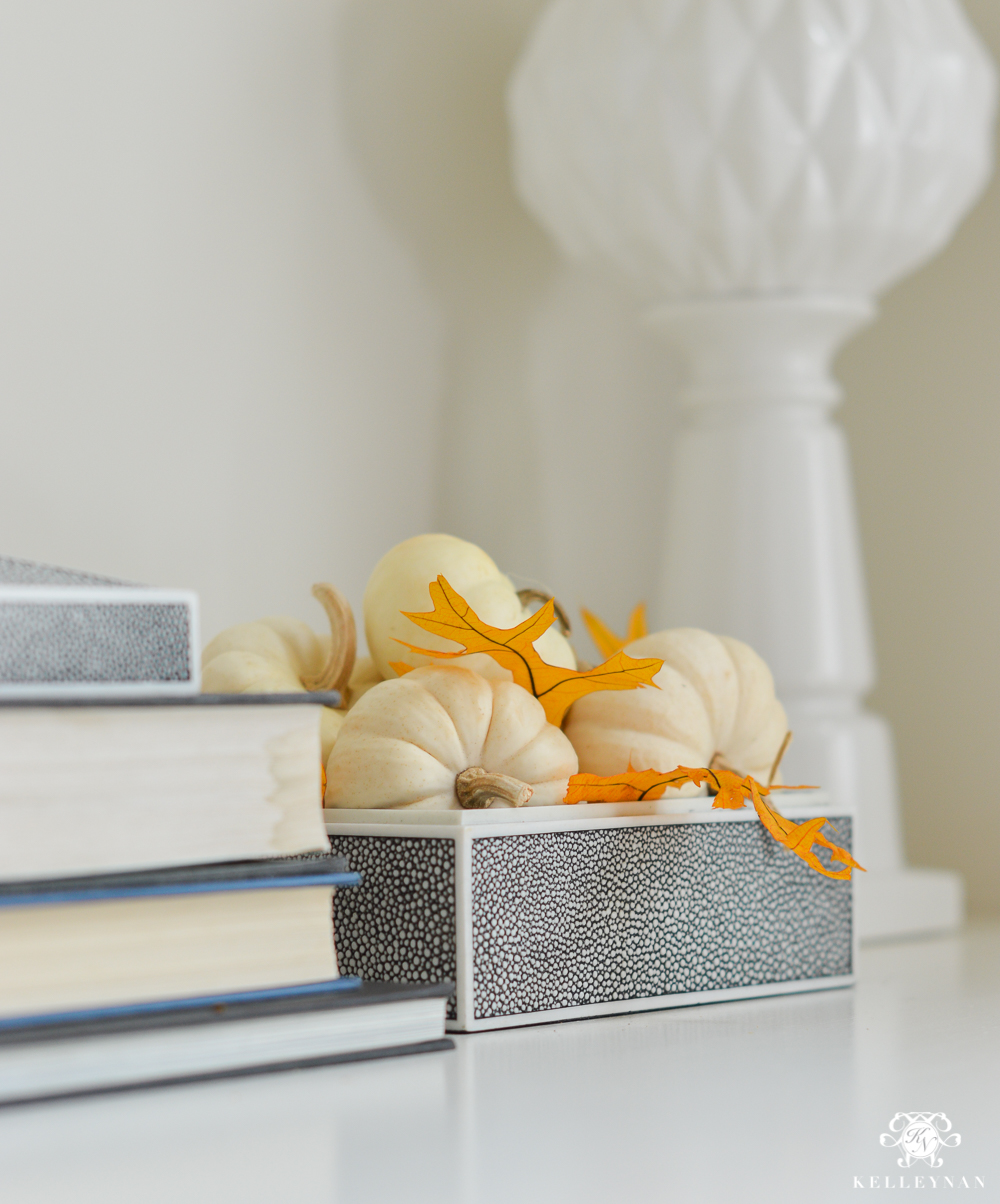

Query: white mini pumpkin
[[324, 665, 579, 810], [564, 628, 788, 792], [201, 584, 368, 761], [363, 534, 577, 682]]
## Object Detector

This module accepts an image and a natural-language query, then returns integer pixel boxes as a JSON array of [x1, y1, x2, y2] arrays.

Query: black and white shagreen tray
[[325, 793, 855, 1033]]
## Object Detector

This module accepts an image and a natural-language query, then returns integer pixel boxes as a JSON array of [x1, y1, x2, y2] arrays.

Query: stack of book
[[0, 557, 452, 1105]]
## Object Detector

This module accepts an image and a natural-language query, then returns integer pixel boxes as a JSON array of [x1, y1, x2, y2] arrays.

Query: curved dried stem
[[768, 730, 793, 787], [517, 588, 572, 637], [301, 583, 357, 695], [455, 767, 533, 810]]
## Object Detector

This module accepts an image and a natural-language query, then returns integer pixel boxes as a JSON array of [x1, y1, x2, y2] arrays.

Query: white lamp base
[[855, 868, 964, 944]]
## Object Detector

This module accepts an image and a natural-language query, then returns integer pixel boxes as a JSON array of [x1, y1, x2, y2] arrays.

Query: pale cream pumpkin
[[564, 628, 788, 794], [342, 656, 382, 707], [363, 534, 577, 682], [201, 584, 368, 762], [324, 665, 579, 810]]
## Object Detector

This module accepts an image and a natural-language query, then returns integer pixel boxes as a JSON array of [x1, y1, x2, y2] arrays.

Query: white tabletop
[[1, 924, 996, 1204]]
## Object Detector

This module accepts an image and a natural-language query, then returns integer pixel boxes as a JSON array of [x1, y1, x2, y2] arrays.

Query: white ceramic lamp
[[508, 0, 997, 939]]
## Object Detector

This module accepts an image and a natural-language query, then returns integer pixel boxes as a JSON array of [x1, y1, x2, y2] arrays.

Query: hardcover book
[[0, 856, 360, 1019], [0, 980, 453, 1105], [0, 693, 340, 881]]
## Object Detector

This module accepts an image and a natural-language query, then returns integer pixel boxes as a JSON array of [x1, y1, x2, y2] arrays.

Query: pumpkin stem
[[768, 730, 793, 787], [516, 588, 572, 638], [455, 767, 533, 810], [301, 583, 357, 695]]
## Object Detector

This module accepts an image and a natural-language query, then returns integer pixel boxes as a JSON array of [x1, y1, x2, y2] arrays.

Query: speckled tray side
[[326, 804, 854, 1032], [329, 836, 458, 1020]]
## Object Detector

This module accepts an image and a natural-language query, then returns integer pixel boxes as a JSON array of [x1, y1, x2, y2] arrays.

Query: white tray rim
[[324, 789, 843, 835], [449, 973, 856, 1032]]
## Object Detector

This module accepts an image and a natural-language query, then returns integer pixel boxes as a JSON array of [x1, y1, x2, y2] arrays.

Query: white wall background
[[0, 1, 997, 911], [0, 0, 445, 635], [0, 0, 673, 639]]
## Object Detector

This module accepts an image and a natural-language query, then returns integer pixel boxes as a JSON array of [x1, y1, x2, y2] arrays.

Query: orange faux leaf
[[580, 608, 622, 659], [581, 602, 648, 657], [745, 777, 862, 881], [564, 765, 695, 803], [564, 764, 863, 881], [397, 576, 662, 726], [388, 661, 416, 676], [627, 602, 648, 643]]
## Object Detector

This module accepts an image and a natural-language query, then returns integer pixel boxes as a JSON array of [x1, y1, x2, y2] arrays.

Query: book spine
[[0, 587, 200, 697]]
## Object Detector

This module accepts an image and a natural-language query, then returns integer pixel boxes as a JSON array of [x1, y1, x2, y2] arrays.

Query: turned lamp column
[[650, 296, 897, 865], [508, 0, 997, 937]]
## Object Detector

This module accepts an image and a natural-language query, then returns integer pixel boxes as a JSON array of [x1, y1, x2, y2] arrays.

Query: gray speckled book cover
[[0, 556, 199, 697]]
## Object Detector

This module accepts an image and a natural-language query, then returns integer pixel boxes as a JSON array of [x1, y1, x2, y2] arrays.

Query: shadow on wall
[[333, 0, 679, 646]]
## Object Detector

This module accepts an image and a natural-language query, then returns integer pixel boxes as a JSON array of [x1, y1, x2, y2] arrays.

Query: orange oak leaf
[[388, 661, 415, 676], [745, 778, 862, 881], [581, 602, 648, 658], [563, 765, 695, 803], [396, 576, 662, 726], [564, 764, 863, 881], [627, 603, 648, 644]]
